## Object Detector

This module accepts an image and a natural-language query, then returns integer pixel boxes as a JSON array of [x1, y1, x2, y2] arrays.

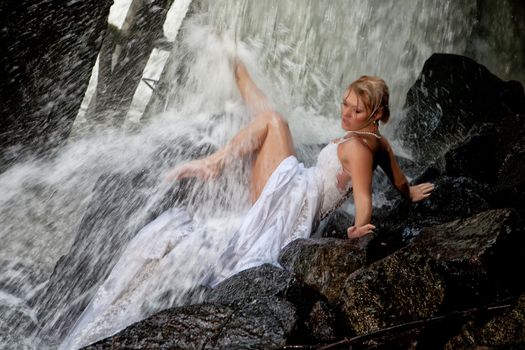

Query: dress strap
[[335, 134, 374, 152]]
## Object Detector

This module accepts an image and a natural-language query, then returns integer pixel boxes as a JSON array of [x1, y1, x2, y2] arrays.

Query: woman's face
[[340, 89, 370, 131]]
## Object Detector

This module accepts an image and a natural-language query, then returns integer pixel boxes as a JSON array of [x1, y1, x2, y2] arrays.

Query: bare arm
[[378, 139, 433, 202], [340, 139, 376, 239]]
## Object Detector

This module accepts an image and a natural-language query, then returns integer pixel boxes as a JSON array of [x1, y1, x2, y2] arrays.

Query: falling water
[[0, 0, 523, 348]]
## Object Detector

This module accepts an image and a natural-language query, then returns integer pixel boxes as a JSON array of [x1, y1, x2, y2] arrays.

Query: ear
[[373, 108, 383, 122]]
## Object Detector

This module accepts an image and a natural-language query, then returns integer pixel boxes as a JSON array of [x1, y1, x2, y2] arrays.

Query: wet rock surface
[[279, 238, 368, 303], [444, 293, 525, 350], [304, 300, 337, 343], [492, 134, 525, 209], [339, 248, 446, 335], [412, 208, 525, 310], [206, 264, 312, 307], [0, 1, 113, 170], [83, 297, 298, 350], [395, 53, 525, 164]]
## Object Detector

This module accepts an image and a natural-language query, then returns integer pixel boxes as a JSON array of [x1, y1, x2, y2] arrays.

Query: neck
[[348, 122, 379, 134]]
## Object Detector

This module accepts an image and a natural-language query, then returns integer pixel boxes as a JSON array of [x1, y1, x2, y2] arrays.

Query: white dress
[[61, 140, 352, 349], [213, 140, 352, 283]]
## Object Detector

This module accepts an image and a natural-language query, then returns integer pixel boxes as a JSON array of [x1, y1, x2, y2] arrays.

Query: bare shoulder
[[338, 137, 374, 164]]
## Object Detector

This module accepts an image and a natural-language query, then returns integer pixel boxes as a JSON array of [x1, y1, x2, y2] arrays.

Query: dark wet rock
[[83, 303, 232, 349], [314, 209, 354, 239], [207, 264, 328, 344], [84, 296, 298, 350], [210, 297, 297, 350], [304, 300, 337, 343], [411, 208, 525, 311], [0, 0, 113, 170], [375, 154, 426, 204], [444, 293, 525, 350], [339, 247, 445, 335], [279, 238, 369, 303], [370, 176, 491, 248], [366, 206, 410, 264], [396, 53, 525, 164], [443, 121, 524, 185], [492, 134, 525, 209], [409, 176, 491, 226], [206, 264, 311, 307]]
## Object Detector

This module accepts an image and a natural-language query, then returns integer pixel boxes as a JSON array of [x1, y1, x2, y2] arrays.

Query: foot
[[165, 157, 224, 182], [234, 58, 247, 82]]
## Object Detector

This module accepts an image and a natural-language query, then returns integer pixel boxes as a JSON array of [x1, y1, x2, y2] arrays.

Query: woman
[[166, 60, 433, 280], [168, 61, 432, 235], [63, 59, 432, 349]]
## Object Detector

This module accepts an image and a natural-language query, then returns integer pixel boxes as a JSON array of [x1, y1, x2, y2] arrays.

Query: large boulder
[[206, 264, 315, 314], [338, 247, 445, 335], [370, 175, 492, 246], [83, 297, 298, 349], [395, 53, 525, 164], [278, 238, 369, 303], [442, 122, 523, 184], [303, 300, 337, 343], [411, 208, 525, 310], [207, 264, 334, 344], [444, 293, 525, 350], [407, 176, 491, 227]]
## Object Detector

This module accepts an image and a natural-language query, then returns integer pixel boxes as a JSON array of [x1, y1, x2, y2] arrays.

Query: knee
[[258, 111, 289, 130]]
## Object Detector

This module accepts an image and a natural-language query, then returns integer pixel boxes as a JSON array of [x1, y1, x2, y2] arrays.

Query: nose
[[342, 106, 354, 119]]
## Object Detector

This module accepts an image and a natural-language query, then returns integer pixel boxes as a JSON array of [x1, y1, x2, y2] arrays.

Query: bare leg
[[167, 62, 295, 203], [234, 61, 273, 116]]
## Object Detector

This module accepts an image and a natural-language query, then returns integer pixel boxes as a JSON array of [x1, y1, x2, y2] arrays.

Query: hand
[[409, 183, 434, 202], [347, 224, 376, 240]]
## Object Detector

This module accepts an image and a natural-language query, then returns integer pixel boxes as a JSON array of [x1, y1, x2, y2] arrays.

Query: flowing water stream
[[0, 1, 522, 348]]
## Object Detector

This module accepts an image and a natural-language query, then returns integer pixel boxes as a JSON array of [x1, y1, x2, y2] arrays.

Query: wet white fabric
[[62, 140, 352, 349], [316, 141, 353, 218]]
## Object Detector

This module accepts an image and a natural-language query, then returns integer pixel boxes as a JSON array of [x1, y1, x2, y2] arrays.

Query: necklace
[[345, 130, 382, 139]]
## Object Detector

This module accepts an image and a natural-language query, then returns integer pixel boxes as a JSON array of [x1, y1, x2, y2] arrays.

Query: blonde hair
[[347, 75, 390, 124]]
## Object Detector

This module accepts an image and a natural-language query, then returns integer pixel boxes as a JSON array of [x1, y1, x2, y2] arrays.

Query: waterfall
[[0, 1, 523, 348]]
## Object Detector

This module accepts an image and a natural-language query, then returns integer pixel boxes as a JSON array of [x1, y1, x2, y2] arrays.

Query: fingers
[[164, 163, 197, 182], [410, 183, 435, 202], [415, 183, 434, 192], [347, 224, 376, 239]]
